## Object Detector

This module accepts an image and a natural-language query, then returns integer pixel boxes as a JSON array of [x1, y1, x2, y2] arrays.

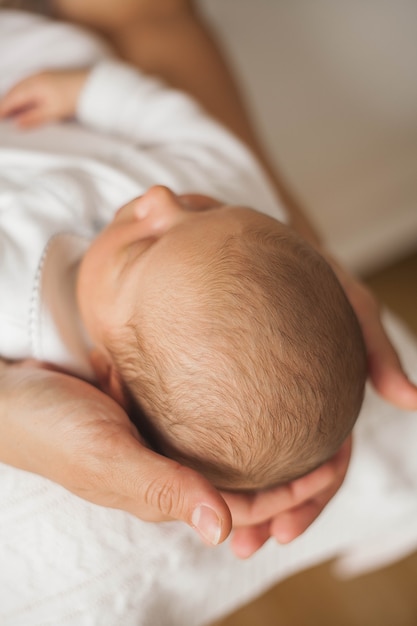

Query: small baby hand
[[0, 69, 89, 128]]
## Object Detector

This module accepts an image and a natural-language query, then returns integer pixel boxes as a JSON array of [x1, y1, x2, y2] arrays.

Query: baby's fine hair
[[109, 218, 367, 491]]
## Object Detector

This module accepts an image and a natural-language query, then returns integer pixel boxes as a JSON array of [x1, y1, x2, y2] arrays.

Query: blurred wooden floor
[[214, 251, 417, 626]]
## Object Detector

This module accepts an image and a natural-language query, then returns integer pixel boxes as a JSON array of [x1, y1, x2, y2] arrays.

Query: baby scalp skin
[[78, 186, 366, 491]]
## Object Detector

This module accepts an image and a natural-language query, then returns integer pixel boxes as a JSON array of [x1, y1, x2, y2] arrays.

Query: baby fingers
[[0, 72, 66, 128]]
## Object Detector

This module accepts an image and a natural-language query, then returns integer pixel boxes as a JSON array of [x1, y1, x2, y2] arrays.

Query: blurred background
[[199, 0, 417, 275], [198, 1, 417, 624]]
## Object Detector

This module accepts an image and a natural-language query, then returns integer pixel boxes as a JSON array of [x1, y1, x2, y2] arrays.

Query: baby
[[0, 63, 367, 492]]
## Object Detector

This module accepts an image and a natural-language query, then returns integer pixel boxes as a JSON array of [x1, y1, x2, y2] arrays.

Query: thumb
[[98, 434, 232, 546]]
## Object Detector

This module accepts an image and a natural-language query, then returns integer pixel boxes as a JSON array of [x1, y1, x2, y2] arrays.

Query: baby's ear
[[89, 348, 130, 410]]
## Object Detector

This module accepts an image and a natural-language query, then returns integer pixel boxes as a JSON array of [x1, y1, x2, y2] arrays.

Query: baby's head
[[78, 186, 367, 491]]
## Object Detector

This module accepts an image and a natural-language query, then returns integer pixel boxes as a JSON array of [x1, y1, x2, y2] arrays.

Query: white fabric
[[1, 10, 417, 625]]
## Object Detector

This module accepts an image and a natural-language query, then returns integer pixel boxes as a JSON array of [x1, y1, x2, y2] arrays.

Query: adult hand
[[0, 358, 351, 557], [0, 359, 231, 546], [223, 437, 352, 558]]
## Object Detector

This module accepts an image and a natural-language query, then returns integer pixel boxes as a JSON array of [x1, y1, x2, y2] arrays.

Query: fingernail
[[191, 505, 222, 546]]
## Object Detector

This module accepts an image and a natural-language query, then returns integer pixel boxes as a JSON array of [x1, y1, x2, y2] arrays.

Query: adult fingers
[[289, 436, 351, 504], [229, 470, 346, 559], [268, 438, 352, 544], [224, 438, 349, 528], [365, 315, 417, 410], [269, 486, 336, 545], [229, 493, 329, 560], [88, 433, 232, 546], [230, 521, 271, 559], [327, 258, 417, 409], [348, 281, 417, 409], [223, 482, 296, 529]]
